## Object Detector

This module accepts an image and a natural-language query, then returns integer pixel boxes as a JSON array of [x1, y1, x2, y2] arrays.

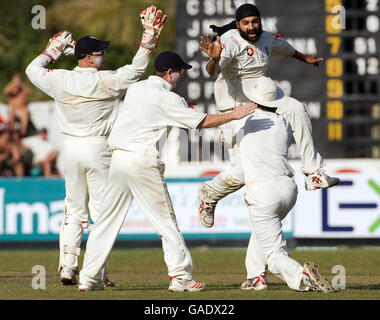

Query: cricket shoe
[[78, 273, 105, 291], [304, 169, 340, 191], [78, 281, 105, 291], [241, 272, 268, 291], [302, 261, 334, 293], [102, 278, 115, 287], [60, 267, 77, 285], [198, 184, 217, 228], [168, 277, 205, 292]]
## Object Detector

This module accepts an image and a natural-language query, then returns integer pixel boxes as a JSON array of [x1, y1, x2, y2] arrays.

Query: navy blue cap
[[74, 36, 110, 60], [154, 51, 192, 72]]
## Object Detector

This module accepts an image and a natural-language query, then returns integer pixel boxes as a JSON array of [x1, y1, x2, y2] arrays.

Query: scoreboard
[[175, 0, 380, 162]]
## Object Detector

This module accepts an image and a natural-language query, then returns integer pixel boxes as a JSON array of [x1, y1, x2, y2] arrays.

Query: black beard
[[238, 25, 263, 43]]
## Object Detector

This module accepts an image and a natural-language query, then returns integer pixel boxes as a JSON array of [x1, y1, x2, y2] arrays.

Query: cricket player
[[238, 76, 333, 292], [25, 5, 166, 286], [78, 51, 257, 291], [198, 3, 340, 230]]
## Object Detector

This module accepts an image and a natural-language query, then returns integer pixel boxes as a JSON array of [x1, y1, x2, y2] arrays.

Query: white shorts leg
[[245, 232, 266, 279], [246, 178, 305, 291], [81, 150, 134, 280], [59, 212, 85, 271], [123, 151, 193, 280], [201, 144, 245, 203], [277, 96, 323, 174], [60, 136, 111, 272]]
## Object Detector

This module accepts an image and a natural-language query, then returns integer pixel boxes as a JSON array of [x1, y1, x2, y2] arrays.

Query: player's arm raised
[[200, 35, 223, 77], [197, 102, 257, 129], [139, 5, 167, 50], [25, 31, 73, 98], [270, 34, 322, 67], [113, 5, 167, 90], [292, 50, 323, 67]]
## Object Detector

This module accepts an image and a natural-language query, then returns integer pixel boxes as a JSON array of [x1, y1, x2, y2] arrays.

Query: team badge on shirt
[[247, 47, 255, 56]]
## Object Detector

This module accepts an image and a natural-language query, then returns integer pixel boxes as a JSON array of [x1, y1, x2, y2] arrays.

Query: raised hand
[[140, 5, 167, 50], [42, 30, 74, 63], [62, 39, 76, 56], [200, 35, 222, 61]]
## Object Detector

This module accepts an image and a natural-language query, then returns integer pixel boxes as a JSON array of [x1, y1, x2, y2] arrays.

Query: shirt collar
[[74, 66, 99, 73], [148, 75, 173, 91]]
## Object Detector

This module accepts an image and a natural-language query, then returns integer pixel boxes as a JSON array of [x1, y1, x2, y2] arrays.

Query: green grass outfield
[[0, 247, 379, 300]]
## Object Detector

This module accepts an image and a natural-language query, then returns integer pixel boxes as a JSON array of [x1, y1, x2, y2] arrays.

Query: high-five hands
[[200, 35, 223, 61], [140, 5, 167, 50], [62, 39, 76, 56], [42, 30, 74, 63]]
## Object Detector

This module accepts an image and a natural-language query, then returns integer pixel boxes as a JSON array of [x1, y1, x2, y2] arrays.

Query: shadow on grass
[[0, 275, 34, 279], [110, 282, 289, 291], [346, 284, 380, 290]]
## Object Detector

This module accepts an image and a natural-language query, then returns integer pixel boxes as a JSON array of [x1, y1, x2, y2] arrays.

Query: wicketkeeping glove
[[41, 30, 74, 63], [140, 5, 167, 50], [62, 39, 76, 56]]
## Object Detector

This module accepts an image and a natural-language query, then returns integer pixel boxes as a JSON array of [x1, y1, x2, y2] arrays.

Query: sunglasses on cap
[[89, 50, 106, 56]]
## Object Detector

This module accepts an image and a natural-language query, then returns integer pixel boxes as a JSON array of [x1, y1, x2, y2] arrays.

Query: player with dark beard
[[198, 3, 340, 290]]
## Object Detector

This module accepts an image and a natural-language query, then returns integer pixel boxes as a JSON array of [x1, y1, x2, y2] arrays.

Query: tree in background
[[0, 0, 176, 102]]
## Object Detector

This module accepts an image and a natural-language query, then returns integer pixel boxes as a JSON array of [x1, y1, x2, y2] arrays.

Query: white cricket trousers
[[80, 149, 193, 281], [202, 96, 324, 204], [59, 135, 111, 272], [245, 177, 305, 291]]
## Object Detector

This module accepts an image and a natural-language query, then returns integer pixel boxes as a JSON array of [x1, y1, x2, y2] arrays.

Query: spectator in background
[[0, 126, 13, 176], [9, 129, 33, 176], [3, 73, 37, 137], [22, 128, 60, 177]]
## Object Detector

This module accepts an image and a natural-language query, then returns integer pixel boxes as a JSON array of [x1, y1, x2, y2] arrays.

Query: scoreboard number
[[326, 58, 344, 77], [327, 37, 342, 55], [176, 0, 380, 161], [356, 57, 379, 76], [354, 37, 377, 55], [366, 0, 379, 11]]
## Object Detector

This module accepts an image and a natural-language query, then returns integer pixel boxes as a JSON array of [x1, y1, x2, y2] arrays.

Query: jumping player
[[198, 4, 340, 230]]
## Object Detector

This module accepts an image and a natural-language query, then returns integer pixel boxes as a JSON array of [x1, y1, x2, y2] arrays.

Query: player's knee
[[64, 213, 88, 229], [223, 173, 245, 187], [266, 243, 288, 263]]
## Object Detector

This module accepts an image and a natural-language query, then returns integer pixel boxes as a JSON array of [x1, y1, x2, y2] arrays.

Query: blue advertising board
[[0, 178, 272, 242]]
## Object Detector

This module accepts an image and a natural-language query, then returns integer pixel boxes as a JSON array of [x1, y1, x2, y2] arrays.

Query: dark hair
[[153, 70, 167, 77], [153, 68, 183, 77], [258, 104, 277, 113]]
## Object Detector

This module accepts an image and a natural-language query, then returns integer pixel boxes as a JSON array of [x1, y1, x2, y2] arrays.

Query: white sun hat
[[242, 77, 287, 108]]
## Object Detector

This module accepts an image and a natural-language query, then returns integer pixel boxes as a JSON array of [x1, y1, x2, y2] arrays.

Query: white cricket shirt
[[238, 108, 295, 183], [25, 47, 151, 137], [215, 30, 296, 111], [108, 76, 207, 155]]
